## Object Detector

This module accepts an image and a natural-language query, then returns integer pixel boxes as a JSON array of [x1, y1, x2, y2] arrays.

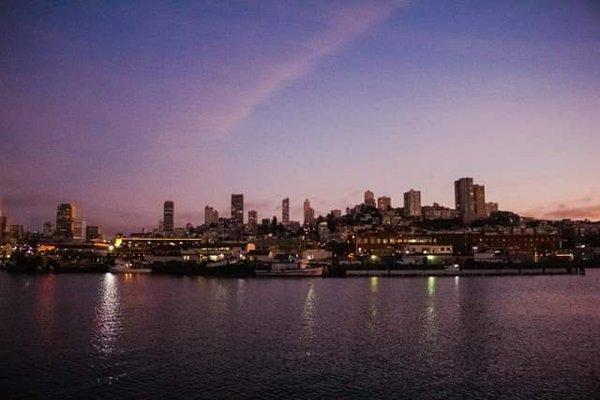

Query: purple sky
[[1, 0, 599, 233]]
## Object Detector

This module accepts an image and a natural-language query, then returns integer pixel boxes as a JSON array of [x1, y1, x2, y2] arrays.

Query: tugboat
[[110, 259, 152, 274]]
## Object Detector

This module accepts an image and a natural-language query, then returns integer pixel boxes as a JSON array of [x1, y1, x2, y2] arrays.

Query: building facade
[[454, 177, 475, 215], [364, 190, 376, 207], [231, 194, 244, 224], [377, 196, 391, 211], [303, 199, 315, 226], [56, 203, 76, 239], [473, 184, 486, 216], [403, 190, 422, 217], [282, 198, 290, 226], [204, 205, 219, 225], [163, 201, 174, 233]]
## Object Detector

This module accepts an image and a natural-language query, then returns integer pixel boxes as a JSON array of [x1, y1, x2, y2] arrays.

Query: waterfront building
[[204, 205, 219, 225], [163, 201, 174, 233], [282, 198, 290, 226], [364, 190, 376, 207], [56, 203, 76, 240], [377, 196, 391, 211], [473, 184, 486, 216], [403, 190, 422, 217], [455, 177, 475, 215], [303, 199, 315, 226], [231, 194, 244, 224]]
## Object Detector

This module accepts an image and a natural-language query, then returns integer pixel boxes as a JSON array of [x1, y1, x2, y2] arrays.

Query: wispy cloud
[[191, 1, 406, 137]]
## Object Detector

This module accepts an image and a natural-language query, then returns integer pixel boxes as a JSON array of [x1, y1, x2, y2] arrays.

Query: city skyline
[[1, 1, 599, 233]]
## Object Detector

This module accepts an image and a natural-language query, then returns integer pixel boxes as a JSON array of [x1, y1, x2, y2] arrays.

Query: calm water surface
[[1, 271, 599, 399]]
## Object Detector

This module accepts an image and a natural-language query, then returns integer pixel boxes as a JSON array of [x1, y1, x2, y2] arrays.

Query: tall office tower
[[403, 190, 422, 217], [163, 201, 174, 233], [377, 196, 391, 211], [303, 199, 315, 226], [282, 198, 290, 226], [485, 202, 499, 215], [454, 177, 475, 215], [86, 225, 101, 241], [43, 221, 54, 238], [56, 203, 76, 239], [72, 220, 86, 242], [364, 190, 376, 207], [204, 205, 219, 225], [248, 210, 258, 230], [473, 184, 486, 216], [231, 194, 244, 224]]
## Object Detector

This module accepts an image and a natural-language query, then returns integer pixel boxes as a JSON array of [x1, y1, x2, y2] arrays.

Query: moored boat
[[110, 260, 152, 274], [255, 262, 324, 277]]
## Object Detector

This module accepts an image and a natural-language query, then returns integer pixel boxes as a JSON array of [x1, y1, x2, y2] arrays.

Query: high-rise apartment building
[[303, 199, 315, 226], [377, 196, 391, 211], [231, 194, 244, 224], [473, 184, 486, 216], [204, 205, 219, 225], [403, 190, 422, 217], [364, 190, 376, 207], [248, 210, 258, 230], [454, 178, 475, 215], [56, 203, 76, 239], [282, 198, 290, 226], [163, 201, 174, 233]]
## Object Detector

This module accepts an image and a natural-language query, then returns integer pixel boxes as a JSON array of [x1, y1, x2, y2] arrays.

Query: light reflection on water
[[3, 272, 600, 399], [301, 283, 316, 346], [93, 273, 121, 357]]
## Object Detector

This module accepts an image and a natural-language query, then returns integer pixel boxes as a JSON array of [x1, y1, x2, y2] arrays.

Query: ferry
[[254, 262, 324, 277], [110, 260, 152, 274]]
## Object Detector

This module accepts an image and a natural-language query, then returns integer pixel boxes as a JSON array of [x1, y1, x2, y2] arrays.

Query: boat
[[110, 260, 152, 274], [254, 262, 324, 277]]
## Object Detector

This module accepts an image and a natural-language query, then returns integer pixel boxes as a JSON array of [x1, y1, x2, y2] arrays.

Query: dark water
[[1, 271, 599, 399]]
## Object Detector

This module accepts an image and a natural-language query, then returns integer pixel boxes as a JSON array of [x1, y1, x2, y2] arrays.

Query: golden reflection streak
[[300, 283, 316, 348], [93, 273, 120, 356]]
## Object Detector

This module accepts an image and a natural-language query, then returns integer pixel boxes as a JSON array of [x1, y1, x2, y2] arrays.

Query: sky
[[1, 0, 599, 233]]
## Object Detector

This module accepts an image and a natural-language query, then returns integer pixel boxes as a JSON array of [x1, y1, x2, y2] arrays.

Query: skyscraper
[[403, 190, 422, 217], [248, 210, 258, 230], [454, 177, 475, 215], [204, 205, 219, 225], [163, 201, 174, 233], [282, 198, 290, 226], [56, 203, 76, 239], [473, 184, 486, 216], [364, 190, 376, 207], [377, 196, 391, 211], [231, 194, 244, 224], [303, 199, 315, 226]]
